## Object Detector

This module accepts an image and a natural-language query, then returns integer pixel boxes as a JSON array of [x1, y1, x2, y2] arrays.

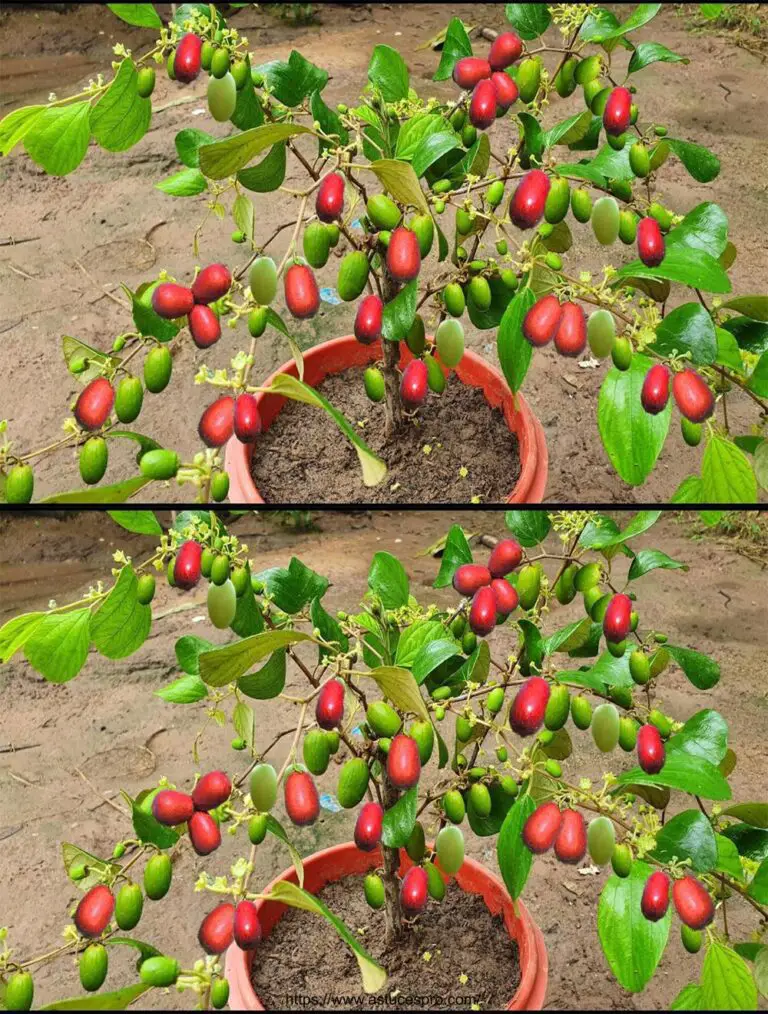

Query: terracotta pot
[[224, 336, 548, 503], [224, 841, 548, 1010]]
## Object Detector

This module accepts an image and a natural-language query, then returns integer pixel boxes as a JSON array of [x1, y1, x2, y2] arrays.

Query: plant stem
[[381, 778, 403, 946]]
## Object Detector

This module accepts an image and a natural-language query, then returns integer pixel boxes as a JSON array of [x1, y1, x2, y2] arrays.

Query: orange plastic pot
[[224, 841, 548, 1010], [224, 336, 548, 502]]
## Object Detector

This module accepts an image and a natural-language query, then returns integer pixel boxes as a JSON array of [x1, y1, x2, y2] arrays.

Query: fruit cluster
[[171, 537, 253, 629], [169, 31, 252, 124], [451, 32, 525, 130], [152, 769, 232, 856], [451, 538, 524, 636]]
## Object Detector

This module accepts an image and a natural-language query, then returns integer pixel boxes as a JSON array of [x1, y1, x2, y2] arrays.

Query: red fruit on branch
[[488, 31, 523, 71], [233, 900, 262, 950], [198, 903, 235, 954], [452, 563, 492, 596], [488, 538, 523, 578], [192, 771, 232, 811], [637, 217, 665, 267], [641, 871, 670, 921], [400, 866, 428, 915], [354, 294, 383, 344], [523, 294, 562, 347], [152, 283, 195, 319], [641, 364, 671, 415], [469, 585, 497, 636], [234, 393, 262, 443], [315, 172, 345, 223], [316, 678, 345, 730], [188, 811, 221, 856], [198, 396, 235, 448], [637, 724, 665, 774], [174, 33, 203, 83], [554, 302, 587, 358], [490, 578, 518, 619], [387, 227, 421, 283], [192, 264, 232, 305], [603, 86, 632, 136], [74, 885, 115, 938], [354, 802, 384, 852], [603, 593, 633, 643], [452, 56, 492, 90], [490, 71, 519, 112], [510, 676, 551, 736], [672, 368, 715, 423], [284, 263, 320, 319], [510, 169, 550, 229], [554, 809, 587, 864], [469, 79, 497, 130], [189, 304, 222, 348], [672, 875, 715, 930], [400, 359, 428, 409], [284, 770, 320, 826], [152, 790, 195, 826], [173, 540, 203, 590], [74, 377, 114, 431], [387, 734, 421, 790], [522, 802, 562, 854]]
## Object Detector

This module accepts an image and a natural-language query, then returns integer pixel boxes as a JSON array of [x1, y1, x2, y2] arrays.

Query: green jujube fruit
[[582, 78, 603, 108], [611, 843, 632, 878], [629, 142, 650, 178], [681, 925, 702, 954], [501, 776, 518, 796], [210, 47, 230, 78], [618, 209, 638, 245], [139, 449, 180, 481], [456, 208, 472, 235], [649, 202, 674, 232], [337, 251, 369, 301], [587, 816, 616, 865], [364, 873, 385, 909], [681, 417, 702, 447], [248, 812, 268, 844], [250, 763, 278, 811], [115, 882, 144, 931], [5, 972, 34, 1012], [367, 700, 401, 738], [554, 562, 578, 603], [609, 178, 633, 203], [570, 187, 592, 223], [436, 825, 465, 875], [303, 222, 332, 268], [337, 757, 369, 808], [629, 650, 651, 685], [115, 376, 144, 423], [136, 574, 155, 605], [462, 123, 477, 147], [590, 86, 612, 116], [367, 194, 401, 230], [211, 978, 230, 1009], [303, 729, 332, 774], [410, 720, 434, 765], [649, 709, 673, 739], [406, 314, 426, 355], [405, 820, 426, 862], [592, 196, 620, 246], [544, 177, 570, 224], [571, 695, 592, 730], [249, 256, 278, 305], [80, 944, 109, 992], [232, 60, 250, 90], [426, 862, 446, 901], [248, 305, 268, 338], [468, 782, 492, 817], [468, 275, 492, 311], [587, 310, 616, 358], [410, 214, 434, 257], [144, 345, 172, 393], [364, 367, 386, 403], [611, 335, 633, 371], [208, 72, 237, 122], [443, 790, 465, 824], [139, 956, 180, 987], [443, 282, 466, 318], [210, 554, 230, 585], [618, 716, 639, 752], [462, 630, 477, 654], [554, 56, 578, 97], [592, 703, 620, 753], [486, 687, 505, 714], [517, 564, 541, 610], [590, 592, 612, 623], [207, 579, 236, 629], [575, 55, 601, 85], [486, 180, 505, 207], [574, 562, 601, 592], [80, 437, 108, 485], [609, 684, 633, 709], [426, 354, 446, 394], [544, 684, 570, 731], [517, 57, 541, 103], [456, 715, 472, 742], [144, 853, 172, 900], [436, 318, 465, 368], [137, 66, 156, 98]]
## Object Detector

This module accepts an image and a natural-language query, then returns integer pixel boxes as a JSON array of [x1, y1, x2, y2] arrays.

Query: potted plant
[[1, 4, 766, 504], [1, 508, 766, 1009]]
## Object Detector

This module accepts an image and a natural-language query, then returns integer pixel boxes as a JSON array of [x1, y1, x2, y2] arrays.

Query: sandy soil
[[0, 4, 766, 503], [0, 507, 766, 1009]]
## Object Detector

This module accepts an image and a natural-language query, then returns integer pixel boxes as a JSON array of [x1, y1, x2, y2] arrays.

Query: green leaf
[[233, 193, 255, 242], [24, 608, 91, 683], [556, 650, 632, 692], [233, 700, 255, 750], [615, 246, 731, 293], [411, 638, 461, 684], [581, 509, 661, 549], [107, 510, 162, 535], [395, 620, 444, 669], [665, 137, 721, 183], [652, 302, 717, 365], [748, 352, 768, 397], [256, 557, 329, 615], [252, 51, 328, 108], [628, 41, 689, 73], [715, 833, 745, 881], [106, 3, 161, 27], [721, 295, 768, 322], [364, 666, 429, 721], [368, 552, 409, 609], [582, 3, 661, 41], [466, 273, 515, 330], [497, 792, 536, 899], [127, 794, 179, 849], [395, 113, 444, 160], [542, 618, 595, 656], [434, 17, 473, 81], [175, 127, 215, 168], [598, 354, 671, 485], [90, 58, 151, 153], [628, 549, 688, 580], [364, 158, 429, 215], [721, 315, 768, 355], [701, 940, 758, 1010], [127, 286, 180, 342], [237, 649, 287, 700], [666, 645, 720, 690], [587, 142, 635, 182], [265, 815, 304, 887], [699, 3, 726, 17], [381, 786, 417, 847], [42, 476, 151, 505], [669, 708, 728, 764], [412, 129, 461, 179], [24, 101, 91, 176], [665, 202, 729, 257], [310, 90, 348, 154], [41, 983, 151, 1010], [504, 2, 551, 39], [368, 44, 409, 102], [156, 166, 207, 197], [199, 122, 313, 180], [721, 824, 768, 861], [756, 442, 768, 492], [0, 611, 45, 663], [154, 672, 208, 704], [716, 326, 744, 373], [670, 984, 704, 1010], [0, 104, 45, 156], [433, 524, 472, 588], [466, 781, 517, 836], [90, 566, 151, 660], [651, 810, 717, 871], [702, 435, 757, 504], [310, 598, 348, 660], [497, 286, 535, 393], [723, 803, 768, 829], [597, 859, 670, 992], [62, 842, 121, 893], [749, 859, 768, 904], [236, 142, 287, 193], [616, 752, 732, 800], [504, 509, 551, 547], [542, 110, 594, 149], [199, 631, 313, 687], [382, 279, 417, 342], [175, 634, 215, 675], [231, 70, 265, 132]]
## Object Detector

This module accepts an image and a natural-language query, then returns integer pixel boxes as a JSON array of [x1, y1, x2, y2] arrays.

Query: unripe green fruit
[[303, 222, 332, 268], [607, 132, 627, 152], [139, 449, 180, 481], [137, 66, 156, 98], [208, 72, 237, 122], [434, 198, 446, 214], [443, 282, 466, 318], [583, 78, 603, 108], [367, 700, 402, 739], [210, 47, 230, 78], [113, 843, 126, 859], [144, 853, 172, 900], [80, 944, 109, 992], [609, 684, 633, 710], [367, 193, 401, 231], [337, 757, 369, 808], [681, 417, 702, 447], [114, 881, 144, 932], [338, 251, 369, 301], [545, 252, 562, 271], [537, 222, 554, 239], [210, 554, 230, 586], [70, 354, 89, 374], [583, 587, 604, 618], [554, 562, 579, 603], [232, 60, 250, 90], [410, 214, 434, 258], [139, 956, 180, 988], [450, 107, 466, 131], [681, 924, 702, 954], [436, 318, 465, 368], [303, 728, 332, 775], [231, 567, 249, 597], [618, 716, 639, 752], [587, 309, 616, 358], [611, 336, 633, 371], [468, 275, 492, 311], [649, 202, 674, 232], [486, 180, 505, 208], [115, 376, 144, 423], [410, 720, 434, 764], [207, 579, 236, 629], [443, 789, 465, 824], [544, 177, 570, 224], [501, 775, 518, 797], [406, 314, 426, 355], [538, 730, 554, 746], [166, 51, 176, 80], [432, 686, 452, 702], [364, 873, 385, 909], [630, 102, 638, 124], [432, 179, 452, 195], [406, 820, 426, 862], [545, 758, 562, 778], [363, 366, 386, 403], [136, 574, 155, 606], [201, 41, 214, 71], [250, 763, 278, 811], [554, 56, 578, 97], [426, 354, 446, 394], [629, 142, 650, 178], [544, 684, 570, 731], [436, 824, 465, 875], [456, 245, 468, 261], [629, 650, 651, 685], [456, 208, 472, 236], [231, 737, 246, 750], [378, 737, 392, 754], [450, 614, 466, 639], [504, 269, 520, 291], [461, 631, 477, 656], [496, 239, 508, 255], [5, 971, 34, 1011], [570, 187, 592, 223], [426, 861, 446, 901], [246, 305, 268, 339], [79, 437, 108, 485], [461, 123, 477, 147], [211, 977, 231, 1009], [587, 816, 615, 865], [456, 752, 467, 768], [592, 703, 620, 752], [496, 746, 508, 762], [592, 196, 620, 246], [609, 178, 633, 203], [250, 257, 278, 305], [486, 687, 505, 714], [517, 564, 542, 610], [166, 559, 176, 586], [649, 709, 673, 739], [144, 345, 172, 394], [618, 209, 638, 245], [456, 715, 472, 742], [71, 862, 89, 881], [575, 55, 602, 85], [469, 782, 492, 817], [608, 639, 627, 658], [611, 842, 632, 878], [590, 86, 612, 116], [517, 56, 541, 103], [570, 695, 592, 730], [248, 812, 269, 845]]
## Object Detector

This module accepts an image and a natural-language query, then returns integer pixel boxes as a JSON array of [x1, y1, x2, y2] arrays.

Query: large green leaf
[[381, 786, 417, 847], [411, 638, 461, 684], [265, 815, 304, 887], [395, 620, 444, 668], [364, 666, 429, 721], [199, 631, 313, 687], [107, 510, 162, 535], [24, 608, 91, 683], [310, 90, 348, 154], [701, 940, 758, 1010], [310, 598, 348, 661], [236, 143, 287, 193], [723, 803, 768, 829], [364, 158, 429, 214], [41, 984, 151, 1010], [721, 295, 768, 322], [0, 103, 45, 156], [504, 2, 551, 38], [497, 793, 536, 899], [627, 549, 688, 580], [0, 611, 45, 663], [24, 101, 91, 176], [199, 123, 313, 179], [90, 566, 151, 660], [252, 51, 328, 107], [433, 17, 472, 81], [106, 3, 161, 27], [90, 58, 151, 153], [616, 751, 732, 800], [368, 45, 409, 102], [721, 824, 768, 861], [368, 552, 409, 609], [581, 3, 661, 41], [497, 286, 534, 393], [254, 557, 329, 614], [749, 859, 768, 904], [154, 672, 208, 704], [614, 247, 731, 293], [237, 649, 287, 699], [665, 137, 721, 183], [702, 435, 757, 504], [412, 129, 461, 179], [666, 645, 720, 690], [651, 302, 717, 365], [628, 42, 689, 73], [651, 810, 717, 871], [666, 709, 728, 764], [381, 279, 417, 342], [579, 509, 661, 548], [433, 524, 472, 588], [665, 202, 728, 257], [670, 983, 704, 1010], [504, 509, 550, 547]]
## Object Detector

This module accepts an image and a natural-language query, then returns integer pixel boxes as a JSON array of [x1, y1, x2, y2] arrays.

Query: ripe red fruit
[[554, 808, 587, 864], [387, 227, 421, 283], [192, 264, 232, 305], [522, 802, 562, 854], [74, 885, 115, 938], [189, 304, 222, 348], [452, 563, 492, 596], [641, 364, 671, 415], [387, 734, 421, 790], [152, 282, 195, 319], [354, 294, 383, 345], [316, 678, 345, 730], [400, 359, 428, 409], [489, 31, 523, 71], [173, 540, 203, 590], [469, 586, 497, 637], [452, 57, 491, 90], [673, 875, 714, 930], [523, 294, 562, 347], [234, 393, 262, 443], [672, 368, 714, 424], [354, 802, 384, 852], [510, 676, 551, 736], [490, 71, 518, 112], [603, 86, 632, 136], [315, 172, 345, 223], [400, 866, 428, 915], [233, 900, 262, 950], [491, 578, 518, 619], [152, 790, 195, 826], [198, 902, 235, 954], [510, 169, 550, 229], [74, 377, 114, 431], [188, 811, 222, 856], [603, 593, 632, 643], [284, 263, 320, 319], [637, 724, 665, 774], [198, 396, 235, 448], [488, 538, 523, 578], [554, 301, 587, 358], [192, 771, 232, 811], [641, 871, 670, 921], [469, 79, 497, 130], [284, 770, 320, 826], [174, 33, 203, 83], [637, 216, 665, 267]]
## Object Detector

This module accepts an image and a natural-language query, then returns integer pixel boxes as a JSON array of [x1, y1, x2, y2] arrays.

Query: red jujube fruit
[[152, 790, 195, 826], [672, 875, 714, 930], [284, 770, 320, 826], [152, 282, 195, 319], [469, 586, 497, 636], [354, 802, 384, 852], [316, 678, 345, 730], [400, 866, 428, 915], [603, 86, 632, 136], [490, 71, 518, 111], [192, 264, 232, 305], [672, 368, 714, 423], [554, 809, 587, 864], [284, 264, 320, 319], [452, 563, 492, 596], [188, 811, 221, 856], [637, 724, 665, 774], [510, 676, 550, 736], [469, 79, 497, 129], [354, 294, 383, 344], [452, 57, 491, 90], [488, 31, 523, 71], [173, 540, 203, 590], [74, 885, 115, 938], [641, 871, 670, 921], [233, 900, 262, 950], [74, 377, 114, 431], [315, 172, 345, 223], [637, 216, 665, 267], [603, 593, 632, 642], [523, 294, 562, 346], [641, 364, 671, 415], [192, 771, 232, 811], [198, 396, 235, 448], [233, 393, 262, 443], [189, 304, 221, 348], [491, 578, 518, 618], [174, 33, 203, 83], [488, 538, 523, 577], [198, 903, 235, 954], [400, 359, 428, 409], [387, 227, 421, 283], [554, 301, 587, 357], [522, 802, 562, 854], [387, 734, 421, 790], [510, 169, 550, 229]]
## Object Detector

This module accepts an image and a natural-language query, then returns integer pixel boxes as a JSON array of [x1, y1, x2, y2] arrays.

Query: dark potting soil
[[250, 875, 521, 1010], [249, 368, 521, 504]]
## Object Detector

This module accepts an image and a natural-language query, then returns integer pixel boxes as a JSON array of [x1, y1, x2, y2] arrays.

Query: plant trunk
[[381, 272, 403, 442], [381, 780, 403, 946]]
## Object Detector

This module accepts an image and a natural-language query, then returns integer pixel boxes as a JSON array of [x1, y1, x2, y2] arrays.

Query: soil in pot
[[250, 368, 521, 503], [250, 875, 522, 1010]]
